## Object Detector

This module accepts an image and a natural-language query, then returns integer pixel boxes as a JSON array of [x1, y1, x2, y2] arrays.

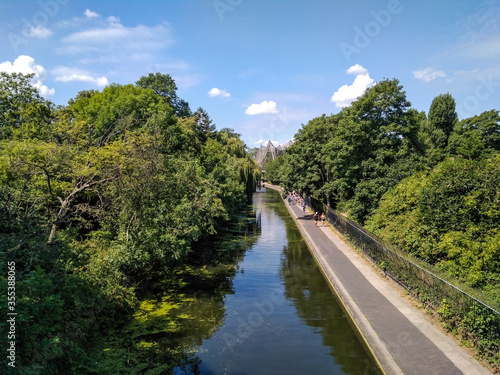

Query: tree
[[268, 79, 425, 223], [218, 128, 240, 139], [65, 84, 177, 148], [366, 155, 500, 291], [448, 109, 500, 159], [285, 114, 337, 204], [424, 93, 458, 160], [0, 72, 53, 140], [194, 107, 216, 144], [0, 72, 261, 372], [136, 73, 191, 117], [325, 79, 424, 221]]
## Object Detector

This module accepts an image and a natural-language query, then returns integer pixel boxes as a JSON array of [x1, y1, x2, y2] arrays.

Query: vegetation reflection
[[267, 190, 382, 374], [94, 207, 261, 374]]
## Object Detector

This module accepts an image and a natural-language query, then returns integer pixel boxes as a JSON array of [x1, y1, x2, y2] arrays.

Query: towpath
[[266, 184, 491, 375]]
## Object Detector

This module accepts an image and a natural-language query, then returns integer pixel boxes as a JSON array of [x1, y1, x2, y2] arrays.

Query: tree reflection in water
[[94, 206, 261, 374]]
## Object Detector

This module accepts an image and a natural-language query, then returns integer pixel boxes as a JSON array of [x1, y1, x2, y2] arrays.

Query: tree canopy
[[265, 79, 500, 309], [0, 72, 259, 373]]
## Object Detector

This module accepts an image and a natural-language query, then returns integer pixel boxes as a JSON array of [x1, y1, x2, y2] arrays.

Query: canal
[[101, 187, 381, 374], [176, 187, 381, 374]]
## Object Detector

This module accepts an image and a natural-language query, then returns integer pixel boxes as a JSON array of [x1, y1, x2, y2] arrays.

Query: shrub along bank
[[0, 72, 260, 373]]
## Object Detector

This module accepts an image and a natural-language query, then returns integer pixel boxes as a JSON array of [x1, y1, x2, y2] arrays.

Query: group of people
[[287, 191, 304, 206], [287, 191, 326, 227], [313, 211, 326, 226]]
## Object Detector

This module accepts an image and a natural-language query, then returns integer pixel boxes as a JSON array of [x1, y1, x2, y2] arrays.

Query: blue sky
[[1, 0, 499, 147]]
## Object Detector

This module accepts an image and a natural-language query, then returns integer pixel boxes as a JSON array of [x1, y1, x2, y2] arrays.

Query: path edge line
[[265, 184, 403, 375]]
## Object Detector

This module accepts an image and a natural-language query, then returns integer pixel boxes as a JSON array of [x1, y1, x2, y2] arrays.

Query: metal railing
[[304, 195, 500, 363]]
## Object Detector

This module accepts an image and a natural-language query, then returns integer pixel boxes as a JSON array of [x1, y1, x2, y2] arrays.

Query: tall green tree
[[325, 79, 424, 221], [448, 109, 500, 159], [428, 93, 458, 139], [194, 107, 216, 144], [423, 93, 458, 162], [283, 115, 337, 205], [136, 72, 191, 117], [0, 72, 54, 140]]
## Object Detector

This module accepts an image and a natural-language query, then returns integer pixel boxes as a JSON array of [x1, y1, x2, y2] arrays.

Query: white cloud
[[330, 64, 374, 108], [245, 100, 278, 115], [255, 139, 264, 144], [208, 87, 231, 98], [60, 21, 174, 55], [346, 64, 368, 75], [413, 67, 447, 82], [54, 14, 187, 89], [0, 55, 54, 96], [53, 66, 108, 87], [28, 25, 53, 38], [0, 55, 46, 78], [34, 82, 55, 97], [107, 16, 120, 24], [84, 9, 99, 18]]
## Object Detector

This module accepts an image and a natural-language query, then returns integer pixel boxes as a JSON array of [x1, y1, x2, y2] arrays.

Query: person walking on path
[[302, 202, 306, 213], [320, 213, 326, 226], [313, 212, 319, 226]]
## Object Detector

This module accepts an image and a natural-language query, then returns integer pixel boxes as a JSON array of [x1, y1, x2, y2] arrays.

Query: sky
[[1, 0, 500, 147]]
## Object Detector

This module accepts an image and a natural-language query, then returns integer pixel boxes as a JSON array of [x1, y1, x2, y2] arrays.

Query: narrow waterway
[[178, 188, 381, 374]]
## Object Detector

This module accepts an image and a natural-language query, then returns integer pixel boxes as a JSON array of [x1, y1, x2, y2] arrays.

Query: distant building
[[255, 140, 294, 173]]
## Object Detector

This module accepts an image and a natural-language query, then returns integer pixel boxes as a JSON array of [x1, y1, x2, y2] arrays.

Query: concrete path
[[267, 185, 491, 375]]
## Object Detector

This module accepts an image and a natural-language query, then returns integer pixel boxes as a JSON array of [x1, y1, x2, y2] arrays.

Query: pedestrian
[[320, 213, 326, 226], [302, 202, 306, 213], [313, 212, 319, 226]]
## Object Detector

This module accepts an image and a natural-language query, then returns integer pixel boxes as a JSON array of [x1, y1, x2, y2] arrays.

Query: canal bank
[[266, 184, 492, 375], [175, 187, 382, 374], [101, 188, 380, 374]]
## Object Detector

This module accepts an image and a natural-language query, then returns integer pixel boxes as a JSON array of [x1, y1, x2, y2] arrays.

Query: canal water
[[174, 187, 381, 374]]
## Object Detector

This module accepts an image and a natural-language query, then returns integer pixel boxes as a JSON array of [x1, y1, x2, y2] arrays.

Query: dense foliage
[[267, 79, 426, 223], [0, 72, 260, 373], [266, 79, 500, 305]]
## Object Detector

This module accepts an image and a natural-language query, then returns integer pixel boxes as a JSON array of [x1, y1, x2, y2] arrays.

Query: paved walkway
[[266, 185, 491, 375]]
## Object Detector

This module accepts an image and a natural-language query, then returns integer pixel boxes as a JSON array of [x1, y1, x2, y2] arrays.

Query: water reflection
[[97, 188, 381, 374], [279, 208, 381, 374], [191, 189, 381, 374], [94, 206, 261, 374]]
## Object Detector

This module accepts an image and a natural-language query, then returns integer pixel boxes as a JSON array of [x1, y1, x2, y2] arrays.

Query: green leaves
[[0, 72, 51, 140], [271, 77, 500, 311], [428, 93, 458, 146], [448, 109, 500, 159], [0, 72, 259, 372], [269, 79, 425, 222], [367, 156, 500, 292]]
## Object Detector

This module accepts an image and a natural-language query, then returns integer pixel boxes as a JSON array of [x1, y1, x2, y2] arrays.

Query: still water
[[175, 188, 381, 374]]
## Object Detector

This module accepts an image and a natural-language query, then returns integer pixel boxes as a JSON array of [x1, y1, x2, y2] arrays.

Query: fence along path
[[265, 184, 492, 375]]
